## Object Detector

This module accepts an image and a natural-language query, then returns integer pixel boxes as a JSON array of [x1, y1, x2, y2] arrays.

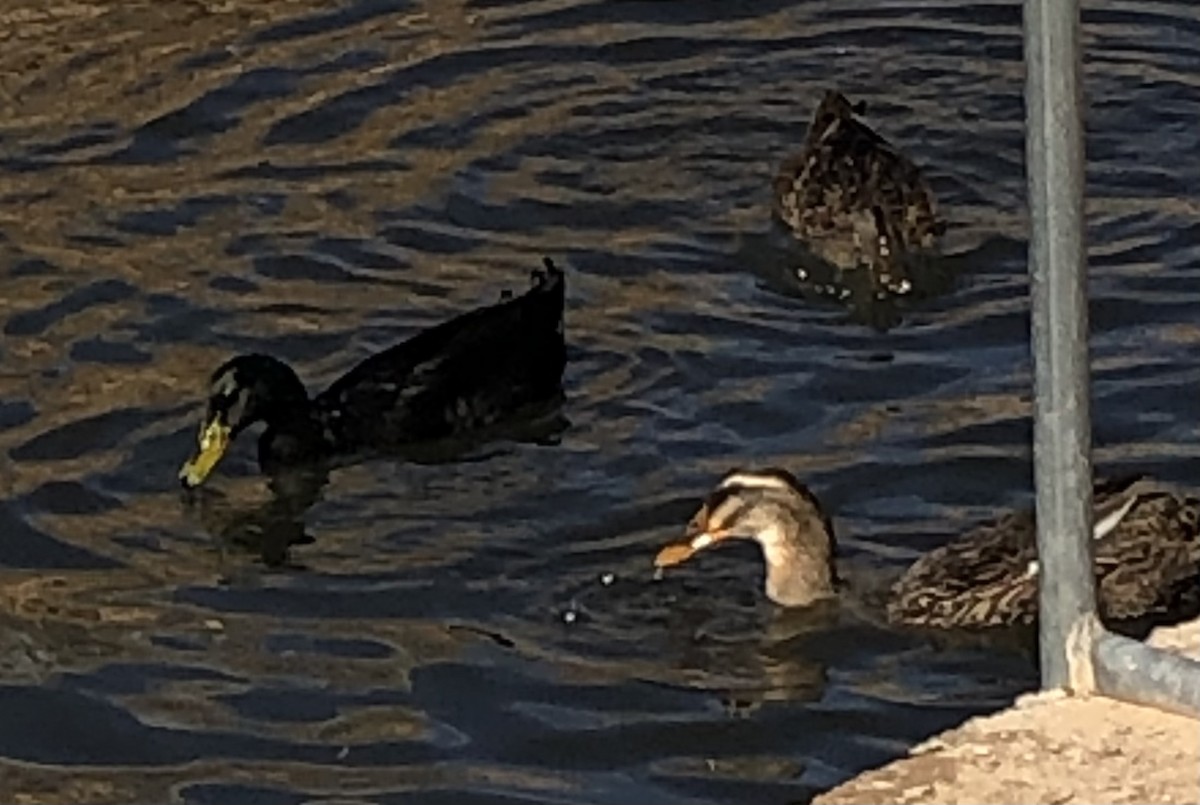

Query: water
[[2, 0, 1199, 802]]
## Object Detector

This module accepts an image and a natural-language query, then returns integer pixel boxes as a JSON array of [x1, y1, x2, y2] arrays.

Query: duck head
[[178, 354, 311, 489], [655, 468, 839, 607]]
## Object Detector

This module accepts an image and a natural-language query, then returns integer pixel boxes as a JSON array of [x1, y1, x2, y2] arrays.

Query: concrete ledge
[[814, 619, 1200, 805]]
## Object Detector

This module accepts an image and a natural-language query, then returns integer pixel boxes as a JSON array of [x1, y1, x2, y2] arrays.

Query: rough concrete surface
[[815, 619, 1200, 805]]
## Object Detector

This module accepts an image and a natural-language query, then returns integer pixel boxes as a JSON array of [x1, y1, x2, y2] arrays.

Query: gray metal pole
[[1023, 0, 1097, 690], [1094, 632, 1200, 719]]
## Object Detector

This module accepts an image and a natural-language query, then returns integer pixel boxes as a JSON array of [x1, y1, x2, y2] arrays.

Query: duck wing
[[314, 258, 566, 450], [887, 476, 1200, 629], [886, 508, 1039, 628], [1095, 483, 1200, 622]]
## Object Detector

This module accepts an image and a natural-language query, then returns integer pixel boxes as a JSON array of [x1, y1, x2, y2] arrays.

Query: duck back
[[314, 259, 566, 451], [774, 91, 941, 271], [886, 477, 1200, 629]]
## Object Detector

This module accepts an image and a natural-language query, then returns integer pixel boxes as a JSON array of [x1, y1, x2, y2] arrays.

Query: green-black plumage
[[180, 258, 566, 487]]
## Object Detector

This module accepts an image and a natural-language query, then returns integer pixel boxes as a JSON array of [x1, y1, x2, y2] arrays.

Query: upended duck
[[654, 468, 1200, 629], [773, 90, 944, 295], [179, 257, 567, 488]]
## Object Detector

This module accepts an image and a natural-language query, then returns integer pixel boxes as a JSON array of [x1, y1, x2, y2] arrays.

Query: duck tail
[[525, 257, 566, 308], [513, 256, 565, 335], [497, 258, 564, 305], [531, 256, 565, 289]]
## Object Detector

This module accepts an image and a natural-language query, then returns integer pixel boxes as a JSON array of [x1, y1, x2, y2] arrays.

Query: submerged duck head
[[179, 354, 314, 489], [655, 468, 839, 608]]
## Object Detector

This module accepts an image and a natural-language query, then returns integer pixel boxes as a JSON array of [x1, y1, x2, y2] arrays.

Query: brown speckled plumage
[[659, 470, 1200, 630], [886, 476, 1200, 628], [773, 90, 943, 290]]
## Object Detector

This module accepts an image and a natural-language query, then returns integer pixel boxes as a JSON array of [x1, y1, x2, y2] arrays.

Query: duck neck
[[247, 365, 326, 472], [756, 521, 838, 608], [258, 409, 327, 473]]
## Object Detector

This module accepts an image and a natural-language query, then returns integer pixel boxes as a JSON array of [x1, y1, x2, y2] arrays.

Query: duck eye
[[206, 386, 248, 428], [211, 368, 240, 397], [224, 389, 249, 427], [706, 494, 746, 531]]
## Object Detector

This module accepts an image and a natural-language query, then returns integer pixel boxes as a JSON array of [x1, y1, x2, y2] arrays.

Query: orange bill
[[654, 542, 696, 568], [653, 525, 728, 568]]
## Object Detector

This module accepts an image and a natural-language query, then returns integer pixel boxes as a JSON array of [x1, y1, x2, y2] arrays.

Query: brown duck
[[655, 468, 1200, 629], [773, 90, 943, 294]]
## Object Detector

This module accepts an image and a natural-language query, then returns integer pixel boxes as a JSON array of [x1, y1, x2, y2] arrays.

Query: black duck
[[179, 257, 567, 488]]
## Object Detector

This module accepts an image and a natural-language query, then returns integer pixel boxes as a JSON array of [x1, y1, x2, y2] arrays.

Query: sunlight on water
[[1, 0, 1199, 802]]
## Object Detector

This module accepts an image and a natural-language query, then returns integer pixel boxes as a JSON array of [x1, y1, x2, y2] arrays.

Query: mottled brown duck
[[654, 468, 1200, 629], [773, 90, 944, 295]]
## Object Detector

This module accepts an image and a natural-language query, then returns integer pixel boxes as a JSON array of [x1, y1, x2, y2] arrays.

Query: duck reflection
[[180, 406, 570, 569], [666, 599, 839, 716], [181, 467, 325, 569], [652, 557, 1041, 719], [550, 553, 839, 715], [762, 231, 960, 331]]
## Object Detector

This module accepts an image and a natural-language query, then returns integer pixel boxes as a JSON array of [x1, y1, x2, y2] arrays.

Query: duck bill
[[178, 420, 231, 489], [653, 526, 729, 568]]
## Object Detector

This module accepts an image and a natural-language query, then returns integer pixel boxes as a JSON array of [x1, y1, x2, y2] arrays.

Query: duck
[[654, 468, 1200, 629], [178, 257, 567, 488], [773, 90, 944, 295]]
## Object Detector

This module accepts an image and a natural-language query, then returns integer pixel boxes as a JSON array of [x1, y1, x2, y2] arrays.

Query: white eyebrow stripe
[[707, 496, 743, 529], [719, 472, 794, 492], [213, 370, 239, 397]]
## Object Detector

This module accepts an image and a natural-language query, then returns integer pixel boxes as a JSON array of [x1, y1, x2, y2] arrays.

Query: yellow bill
[[178, 420, 231, 488]]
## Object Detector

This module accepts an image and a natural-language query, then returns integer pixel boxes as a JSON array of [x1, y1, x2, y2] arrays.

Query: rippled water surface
[[3, 0, 1200, 802]]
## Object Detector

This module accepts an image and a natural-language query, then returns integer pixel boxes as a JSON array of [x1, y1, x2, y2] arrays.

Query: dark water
[[2, 0, 1200, 802]]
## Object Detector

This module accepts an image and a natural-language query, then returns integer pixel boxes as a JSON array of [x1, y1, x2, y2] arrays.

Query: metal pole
[[1093, 632, 1200, 719], [1023, 0, 1096, 690]]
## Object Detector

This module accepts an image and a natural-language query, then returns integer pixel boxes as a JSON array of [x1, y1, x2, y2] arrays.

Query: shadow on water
[[0, 0, 1198, 802]]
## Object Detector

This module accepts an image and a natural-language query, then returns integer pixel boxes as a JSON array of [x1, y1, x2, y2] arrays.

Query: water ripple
[[0, 0, 1196, 802]]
